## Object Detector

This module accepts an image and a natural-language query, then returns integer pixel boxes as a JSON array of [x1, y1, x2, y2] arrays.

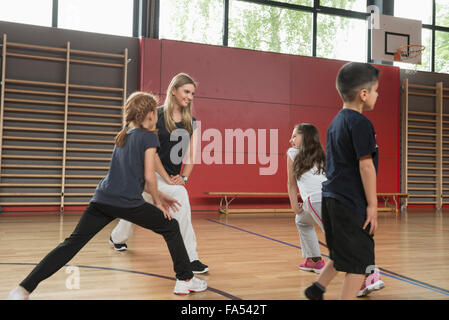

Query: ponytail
[[115, 123, 129, 147]]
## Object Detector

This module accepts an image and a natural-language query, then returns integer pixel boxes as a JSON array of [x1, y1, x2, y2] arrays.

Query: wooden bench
[[204, 192, 409, 215]]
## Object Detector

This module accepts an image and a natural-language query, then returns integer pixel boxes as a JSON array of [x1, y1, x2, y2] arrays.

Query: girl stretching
[[8, 92, 207, 299]]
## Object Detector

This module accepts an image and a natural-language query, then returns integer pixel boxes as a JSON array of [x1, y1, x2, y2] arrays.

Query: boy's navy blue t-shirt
[[91, 128, 160, 208], [322, 108, 378, 214]]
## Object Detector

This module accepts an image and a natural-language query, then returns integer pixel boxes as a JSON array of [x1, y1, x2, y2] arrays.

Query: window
[[435, 31, 449, 74], [275, 0, 313, 7], [394, 29, 432, 72], [394, 0, 433, 25], [58, 0, 133, 37], [320, 0, 367, 12], [159, 0, 223, 46], [436, 0, 449, 28], [229, 0, 312, 56], [317, 14, 367, 63], [0, 0, 52, 27]]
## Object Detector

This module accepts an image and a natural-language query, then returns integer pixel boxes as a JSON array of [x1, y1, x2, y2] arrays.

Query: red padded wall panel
[[290, 56, 345, 108], [160, 40, 291, 104], [141, 38, 162, 95], [140, 39, 401, 210]]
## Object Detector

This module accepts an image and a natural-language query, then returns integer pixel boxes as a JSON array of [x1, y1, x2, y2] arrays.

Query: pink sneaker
[[357, 272, 385, 297], [299, 258, 325, 274]]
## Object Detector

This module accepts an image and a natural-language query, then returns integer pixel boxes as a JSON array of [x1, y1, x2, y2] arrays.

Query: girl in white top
[[287, 123, 326, 274]]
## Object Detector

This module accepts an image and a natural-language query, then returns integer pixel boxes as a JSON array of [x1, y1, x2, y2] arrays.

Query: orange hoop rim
[[394, 44, 426, 62]]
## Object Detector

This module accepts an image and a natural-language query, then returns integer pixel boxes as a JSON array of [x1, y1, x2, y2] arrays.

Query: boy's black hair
[[336, 62, 380, 102]]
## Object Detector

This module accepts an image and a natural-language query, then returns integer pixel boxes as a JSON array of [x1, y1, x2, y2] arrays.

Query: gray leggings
[[295, 198, 324, 258]]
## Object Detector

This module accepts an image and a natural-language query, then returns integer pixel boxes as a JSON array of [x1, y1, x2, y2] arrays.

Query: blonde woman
[[110, 73, 208, 274], [8, 92, 207, 299]]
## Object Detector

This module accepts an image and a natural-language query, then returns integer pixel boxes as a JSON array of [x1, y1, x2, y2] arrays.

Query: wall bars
[[0, 34, 128, 212], [401, 78, 449, 209]]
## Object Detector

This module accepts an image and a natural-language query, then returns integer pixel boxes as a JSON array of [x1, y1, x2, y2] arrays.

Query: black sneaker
[[109, 236, 127, 251], [191, 260, 209, 274]]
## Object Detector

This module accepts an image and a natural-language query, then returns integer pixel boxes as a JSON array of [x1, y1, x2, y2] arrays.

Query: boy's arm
[[287, 156, 303, 214], [359, 154, 377, 235]]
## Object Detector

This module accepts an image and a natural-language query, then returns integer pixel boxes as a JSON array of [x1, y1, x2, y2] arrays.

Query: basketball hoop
[[394, 44, 425, 75]]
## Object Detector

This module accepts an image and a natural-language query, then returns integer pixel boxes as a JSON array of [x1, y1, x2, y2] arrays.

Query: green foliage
[[435, 1, 449, 73], [160, 0, 449, 73]]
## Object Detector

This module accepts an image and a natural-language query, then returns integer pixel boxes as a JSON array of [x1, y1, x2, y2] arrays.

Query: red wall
[[140, 38, 401, 211]]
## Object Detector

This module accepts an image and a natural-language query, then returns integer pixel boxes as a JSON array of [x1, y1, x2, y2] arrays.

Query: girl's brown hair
[[292, 123, 326, 180], [162, 73, 196, 134], [115, 91, 158, 147]]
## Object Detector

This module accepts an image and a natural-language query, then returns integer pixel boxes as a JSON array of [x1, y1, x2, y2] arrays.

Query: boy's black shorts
[[322, 196, 375, 274]]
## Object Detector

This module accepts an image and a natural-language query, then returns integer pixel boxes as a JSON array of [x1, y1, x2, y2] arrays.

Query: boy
[[304, 62, 384, 300]]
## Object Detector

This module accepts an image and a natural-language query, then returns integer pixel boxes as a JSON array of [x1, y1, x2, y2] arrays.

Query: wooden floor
[[0, 209, 448, 300]]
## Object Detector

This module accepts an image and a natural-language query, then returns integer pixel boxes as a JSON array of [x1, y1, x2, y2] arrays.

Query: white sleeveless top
[[287, 147, 327, 203]]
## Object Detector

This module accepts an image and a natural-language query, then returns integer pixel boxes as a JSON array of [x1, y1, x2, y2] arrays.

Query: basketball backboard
[[370, 13, 423, 64]]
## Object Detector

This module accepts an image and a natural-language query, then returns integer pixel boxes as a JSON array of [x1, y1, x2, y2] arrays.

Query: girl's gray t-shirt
[[91, 128, 160, 208]]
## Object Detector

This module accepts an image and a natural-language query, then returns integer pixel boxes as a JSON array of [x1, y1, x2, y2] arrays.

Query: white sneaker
[[8, 286, 30, 300], [174, 277, 207, 295]]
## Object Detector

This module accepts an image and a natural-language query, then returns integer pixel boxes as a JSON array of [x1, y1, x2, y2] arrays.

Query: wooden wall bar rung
[[409, 118, 437, 123], [2, 144, 113, 154], [5, 97, 65, 106], [0, 202, 62, 206], [4, 126, 64, 133], [7, 52, 65, 63], [70, 58, 124, 68], [0, 183, 62, 187], [5, 78, 123, 92], [408, 132, 437, 137], [0, 193, 96, 197], [408, 201, 437, 204], [2, 164, 108, 170], [408, 125, 436, 130], [408, 173, 437, 177], [408, 152, 436, 157], [3, 117, 121, 127], [409, 84, 437, 90], [409, 111, 437, 116], [408, 146, 436, 151], [408, 160, 437, 164], [71, 48, 124, 58], [408, 180, 436, 184], [408, 91, 437, 97], [0, 173, 104, 179], [69, 83, 123, 92], [407, 166, 436, 170], [3, 155, 62, 160], [8, 41, 125, 59], [67, 138, 114, 144], [6, 78, 66, 88], [68, 129, 116, 135], [68, 120, 121, 127], [4, 136, 62, 142], [9, 53, 126, 68], [69, 102, 122, 110]]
